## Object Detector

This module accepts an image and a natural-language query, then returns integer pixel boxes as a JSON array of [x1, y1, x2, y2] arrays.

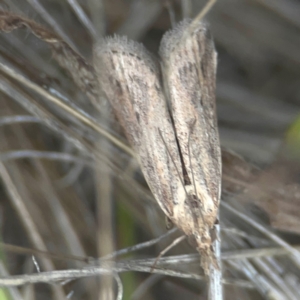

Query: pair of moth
[[95, 20, 221, 274]]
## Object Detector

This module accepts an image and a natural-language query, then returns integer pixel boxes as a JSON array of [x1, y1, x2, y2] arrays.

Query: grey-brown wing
[[95, 37, 185, 220], [160, 20, 221, 228]]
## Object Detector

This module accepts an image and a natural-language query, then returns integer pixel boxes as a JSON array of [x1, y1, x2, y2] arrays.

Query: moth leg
[[210, 218, 220, 242], [165, 216, 174, 230], [150, 235, 186, 272]]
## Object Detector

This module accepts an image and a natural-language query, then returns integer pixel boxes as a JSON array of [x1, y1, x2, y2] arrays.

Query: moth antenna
[[187, 119, 197, 195], [187, 119, 205, 225], [158, 128, 189, 199], [150, 235, 186, 272]]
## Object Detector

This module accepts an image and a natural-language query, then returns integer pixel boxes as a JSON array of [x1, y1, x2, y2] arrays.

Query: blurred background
[[0, 0, 300, 299]]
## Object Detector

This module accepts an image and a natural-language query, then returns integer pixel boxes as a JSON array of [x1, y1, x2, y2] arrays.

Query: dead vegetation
[[0, 0, 300, 299]]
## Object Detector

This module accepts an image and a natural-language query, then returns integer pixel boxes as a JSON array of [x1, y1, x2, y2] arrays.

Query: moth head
[[185, 184, 217, 226], [187, 227, 217, 276], [174, 184, 216, 244]]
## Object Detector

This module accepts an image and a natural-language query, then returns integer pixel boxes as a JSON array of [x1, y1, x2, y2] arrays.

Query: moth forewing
[[95, 20, 221, 275], [159, 21, 221, 267], [95, 37, 185, 222]]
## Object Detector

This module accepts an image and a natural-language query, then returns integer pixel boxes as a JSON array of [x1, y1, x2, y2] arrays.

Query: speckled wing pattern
[[95, 20, 221, 273], [95, 37, 186, 219], [159, 20, 221, 267]]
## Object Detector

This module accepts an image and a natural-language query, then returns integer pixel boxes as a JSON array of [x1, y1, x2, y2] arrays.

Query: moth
[[95, 19, 221, 274]]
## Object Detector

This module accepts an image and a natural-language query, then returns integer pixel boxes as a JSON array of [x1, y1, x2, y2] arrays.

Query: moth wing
[[95, 37, 184, 219], [160, 20, 221, 227]]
